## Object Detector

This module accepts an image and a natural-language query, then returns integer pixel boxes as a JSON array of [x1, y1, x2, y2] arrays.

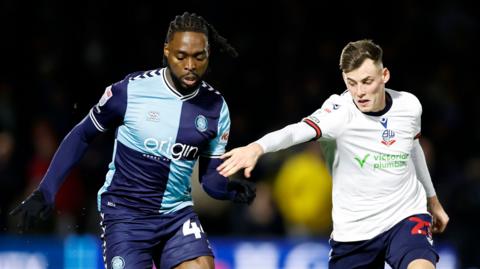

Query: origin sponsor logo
[[144, 137, 199, 160]]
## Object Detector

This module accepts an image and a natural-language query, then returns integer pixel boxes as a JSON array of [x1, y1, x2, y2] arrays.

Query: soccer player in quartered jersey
[[93, 68, 232, 215], [11, 12, 255, 269], [218, 39, 449, 269]]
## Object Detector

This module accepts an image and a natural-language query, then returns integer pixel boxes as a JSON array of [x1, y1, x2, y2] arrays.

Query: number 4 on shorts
[[182, 219, 204, 239]]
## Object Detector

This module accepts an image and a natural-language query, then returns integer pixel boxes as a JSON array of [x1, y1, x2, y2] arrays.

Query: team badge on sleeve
[[220, 131, 229, 143], [308, 115, 320, 124], [99, 86, 113, 107], [321, 102, 341, 114]]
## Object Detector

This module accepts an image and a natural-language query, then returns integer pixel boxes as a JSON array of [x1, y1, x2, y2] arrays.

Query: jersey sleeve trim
[[414, 132, 421, 140], [89, 108, 107, 132], [303, 118, 322, 140], [200, 153, 222, 158]]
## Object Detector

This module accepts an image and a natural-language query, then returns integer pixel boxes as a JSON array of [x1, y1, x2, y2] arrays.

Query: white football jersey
[[303, 88, 428, 242]]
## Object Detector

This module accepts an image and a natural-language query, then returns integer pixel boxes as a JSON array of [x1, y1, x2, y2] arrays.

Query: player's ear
[[382, 68, 390, 84], [164, 43, 170, 58]]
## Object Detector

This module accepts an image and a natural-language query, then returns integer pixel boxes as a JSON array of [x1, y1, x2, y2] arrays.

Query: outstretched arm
[[411, 139, 449, 233], [217, 122, 316, 177], [217, 143, 264, 178], [38, 116, 101, 203], [10, 116, 101, 230], [10, 80, 127, 231]]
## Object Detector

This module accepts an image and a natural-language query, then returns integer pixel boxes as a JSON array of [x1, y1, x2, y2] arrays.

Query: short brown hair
[[339, 39, 383, 73]]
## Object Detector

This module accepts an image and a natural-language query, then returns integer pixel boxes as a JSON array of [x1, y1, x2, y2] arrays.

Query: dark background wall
[[0, 0, 479, 267]]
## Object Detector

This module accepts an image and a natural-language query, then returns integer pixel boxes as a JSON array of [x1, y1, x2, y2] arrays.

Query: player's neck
[[363, 91, 392, 116], [165, 68, 198, 96]]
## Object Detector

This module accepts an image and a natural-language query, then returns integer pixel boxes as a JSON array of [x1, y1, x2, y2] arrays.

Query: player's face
[[343, 59, 390, 113], [164, 31, 209, 90]]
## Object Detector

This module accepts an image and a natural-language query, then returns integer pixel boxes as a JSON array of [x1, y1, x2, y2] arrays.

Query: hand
[[217, 143, 264, 178], [9, 190, 53, 231], [227, 178, 256, 205], [427, 195, 449, 233]]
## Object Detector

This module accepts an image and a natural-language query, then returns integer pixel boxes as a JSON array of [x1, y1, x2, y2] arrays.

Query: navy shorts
[[100, 206, 213, 269], [329, 214, 439, 269]]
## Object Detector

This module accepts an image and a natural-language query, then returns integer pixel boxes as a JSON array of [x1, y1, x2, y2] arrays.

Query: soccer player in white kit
[[217, 39, 449, 269]]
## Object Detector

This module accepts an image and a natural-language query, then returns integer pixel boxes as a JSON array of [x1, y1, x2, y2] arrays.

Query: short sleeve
[[89, 78, 128, 132], [303, 95, 350, 140], [201, 101, 230, 157]]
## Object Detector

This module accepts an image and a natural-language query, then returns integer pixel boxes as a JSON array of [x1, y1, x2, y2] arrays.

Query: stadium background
[[0, 0, 478, 268]]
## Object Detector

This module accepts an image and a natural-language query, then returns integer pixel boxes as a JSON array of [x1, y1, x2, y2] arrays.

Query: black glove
[[227, 179, 256, 205], [9, 190, 53, 231]]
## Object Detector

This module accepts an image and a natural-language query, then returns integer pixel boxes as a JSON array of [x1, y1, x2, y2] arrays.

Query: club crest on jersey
[[111, 256, 125, 269], [195, 115, 208, 132], [381, 129, 396, 146], [379, 117, 396, 146]]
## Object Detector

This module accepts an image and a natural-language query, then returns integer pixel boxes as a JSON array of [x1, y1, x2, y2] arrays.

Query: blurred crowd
[[0, 0, 479, 267]]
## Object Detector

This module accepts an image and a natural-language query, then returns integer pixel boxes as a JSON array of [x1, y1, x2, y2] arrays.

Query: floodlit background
[[0, 0, 478, 268]]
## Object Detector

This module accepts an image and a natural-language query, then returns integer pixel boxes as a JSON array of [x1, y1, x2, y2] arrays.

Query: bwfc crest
[[381, 129, 396, 146], [380, 117, 396, 146]]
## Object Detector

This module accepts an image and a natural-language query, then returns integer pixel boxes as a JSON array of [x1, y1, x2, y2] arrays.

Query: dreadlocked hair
[[166, 12, 239, 58]]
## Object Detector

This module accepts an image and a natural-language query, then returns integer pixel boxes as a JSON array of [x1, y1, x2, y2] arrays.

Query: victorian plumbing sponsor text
[[355, 153, 409, 169]]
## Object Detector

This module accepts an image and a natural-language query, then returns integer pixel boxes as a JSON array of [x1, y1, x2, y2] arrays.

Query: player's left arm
[[198, 100, 256, 204], [199, 157, 255, 204], [410, 95, 449, 233], [411, 138, 449, 233]]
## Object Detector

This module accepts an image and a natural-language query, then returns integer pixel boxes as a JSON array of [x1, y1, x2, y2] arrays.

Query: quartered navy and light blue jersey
[[89, 68, 230, 214]]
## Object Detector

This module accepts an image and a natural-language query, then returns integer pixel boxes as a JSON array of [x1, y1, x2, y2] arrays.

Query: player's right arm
[[217, 94, 349, 178], [217, 122, 317, 178], [9, 116, 102, 231], [10, 78, 128, 231]]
